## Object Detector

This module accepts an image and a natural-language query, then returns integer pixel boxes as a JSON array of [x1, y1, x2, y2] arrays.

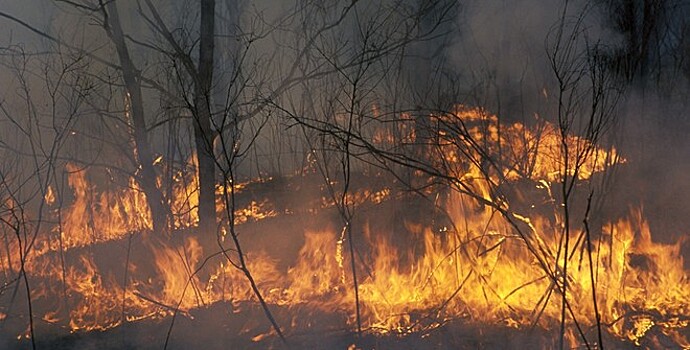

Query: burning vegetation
[[2, 105, 689, 349], [1, 1, 690, 349]]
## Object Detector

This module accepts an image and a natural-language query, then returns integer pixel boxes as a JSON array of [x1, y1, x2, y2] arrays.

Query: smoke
[[1, 0, 686, 236], [1, 1, 690, 347], [441, 0, 690, 245], [446, 1, 601, 119]]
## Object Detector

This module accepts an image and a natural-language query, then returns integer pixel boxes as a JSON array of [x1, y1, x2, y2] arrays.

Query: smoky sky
[[0, 0, 689, 237]]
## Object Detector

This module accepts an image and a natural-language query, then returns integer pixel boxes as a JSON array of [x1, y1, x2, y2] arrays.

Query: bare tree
[[98, 1, 172, 235], [547, 2, 622, 347], [0, 1, 643, 348], [136, 0, 218, 236], [283, 3, 624, 348], [0, 40, 91, 349]]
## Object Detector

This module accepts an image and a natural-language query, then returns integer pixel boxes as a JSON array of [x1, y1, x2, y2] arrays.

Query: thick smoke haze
[[0, 0, 688, 280], [446, 1, 690, 246], [0, 0, 688, 287], [1, 1, 690, 348]]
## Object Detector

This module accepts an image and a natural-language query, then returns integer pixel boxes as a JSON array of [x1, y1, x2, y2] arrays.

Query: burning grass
[[0, 108, 688, 349]]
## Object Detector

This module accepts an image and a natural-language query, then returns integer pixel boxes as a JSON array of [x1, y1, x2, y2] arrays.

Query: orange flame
[[5, 107, 688, 348]]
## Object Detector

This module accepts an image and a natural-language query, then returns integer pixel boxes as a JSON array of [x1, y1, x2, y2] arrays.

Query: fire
[[33, 161, 276, 255], [433, 106, 623, 183], [604, 210, 690, 346], [1, 106, 687, 348], [57, 163, 152, 249], [371, 105, 623, 184]]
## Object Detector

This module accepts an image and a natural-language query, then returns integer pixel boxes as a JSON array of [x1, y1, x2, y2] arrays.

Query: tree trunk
[[105, 2, 170, 235], [194, 0, 217, 236]]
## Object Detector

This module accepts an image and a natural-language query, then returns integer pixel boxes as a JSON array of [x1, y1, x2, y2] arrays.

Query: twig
[[134, 292, 191, 318], [583, 192, 604, 349]]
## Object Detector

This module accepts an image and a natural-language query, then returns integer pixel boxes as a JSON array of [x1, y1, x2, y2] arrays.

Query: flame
[[274, 193, 690, 345], [44, 185, 55, 206], [33, 161, 276, 255], [434, 106, 623, 183], [4, 106, 688, 348], [57, 164, 152, 249]]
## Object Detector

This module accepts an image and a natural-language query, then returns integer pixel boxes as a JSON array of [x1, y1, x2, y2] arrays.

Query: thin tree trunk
[[104, 2, 170, 235], [194, 0, 217, 236]]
